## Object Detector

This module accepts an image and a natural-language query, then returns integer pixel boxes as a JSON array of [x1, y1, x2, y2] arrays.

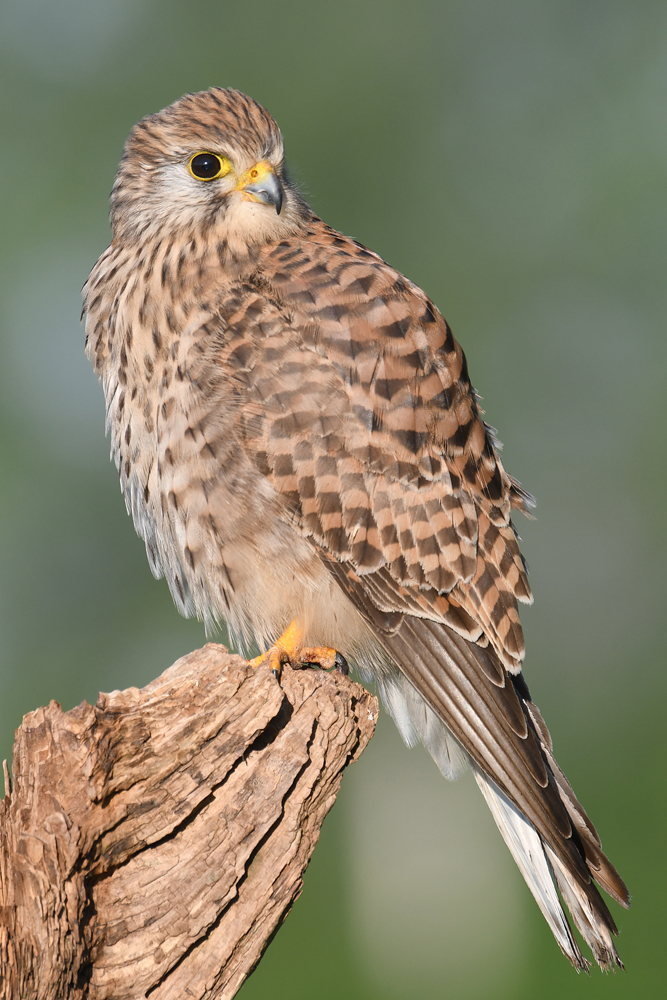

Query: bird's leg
[[249, 620, 302, 678], [250, 620, 349, 679]]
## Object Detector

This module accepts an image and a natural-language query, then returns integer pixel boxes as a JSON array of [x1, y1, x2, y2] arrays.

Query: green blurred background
[[0, 1, 665, 996]]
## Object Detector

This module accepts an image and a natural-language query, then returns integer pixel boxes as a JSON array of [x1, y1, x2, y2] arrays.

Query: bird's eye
[[188, 152, 230, 181]]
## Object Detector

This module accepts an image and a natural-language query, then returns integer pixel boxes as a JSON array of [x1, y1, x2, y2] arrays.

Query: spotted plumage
[[84, 88, 629, 971]]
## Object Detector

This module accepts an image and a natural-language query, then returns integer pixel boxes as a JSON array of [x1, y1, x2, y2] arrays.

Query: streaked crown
[[110, 89, 292, 243]]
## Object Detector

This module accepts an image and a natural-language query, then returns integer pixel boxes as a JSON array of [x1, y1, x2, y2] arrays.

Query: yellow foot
[[249, 620, 349, 679], [298, 646, 349, 676]]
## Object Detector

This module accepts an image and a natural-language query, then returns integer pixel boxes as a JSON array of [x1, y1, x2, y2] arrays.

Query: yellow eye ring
[[188, 152, 231, 181]]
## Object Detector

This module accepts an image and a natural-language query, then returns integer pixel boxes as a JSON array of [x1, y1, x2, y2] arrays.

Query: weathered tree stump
[[0, 643, 377, 999]]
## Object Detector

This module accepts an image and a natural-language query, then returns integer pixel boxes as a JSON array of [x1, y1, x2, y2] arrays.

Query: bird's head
[[110, 88, 307, 249]]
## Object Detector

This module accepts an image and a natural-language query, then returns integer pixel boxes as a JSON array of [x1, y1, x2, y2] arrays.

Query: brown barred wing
[[258, 223, 531, 670]]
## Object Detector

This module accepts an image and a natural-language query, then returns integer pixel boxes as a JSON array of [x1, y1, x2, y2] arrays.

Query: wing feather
[[256, 225, 532, 670], [233, 223, 629, 968]]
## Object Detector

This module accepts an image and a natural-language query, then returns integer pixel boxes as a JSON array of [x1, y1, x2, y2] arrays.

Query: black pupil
[[191, 153, 221, 178]]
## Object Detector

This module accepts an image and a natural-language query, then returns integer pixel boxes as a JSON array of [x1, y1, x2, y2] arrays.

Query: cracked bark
[[0, 643, 378, 1000]]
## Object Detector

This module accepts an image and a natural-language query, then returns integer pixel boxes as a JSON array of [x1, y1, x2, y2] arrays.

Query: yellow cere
[[236, 160, 274, 191]]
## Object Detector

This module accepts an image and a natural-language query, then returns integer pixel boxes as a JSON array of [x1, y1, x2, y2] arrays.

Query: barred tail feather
[[473, 767, 589, 971], [371, 616, 628, 970], [544, 845, 623, 970]]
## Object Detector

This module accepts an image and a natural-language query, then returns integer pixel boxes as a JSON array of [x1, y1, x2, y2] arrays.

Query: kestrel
[[84, 88, 629, 970]]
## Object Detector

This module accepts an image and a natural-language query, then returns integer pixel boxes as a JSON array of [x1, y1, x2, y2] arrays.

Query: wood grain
[[0, 644, 377, 999]]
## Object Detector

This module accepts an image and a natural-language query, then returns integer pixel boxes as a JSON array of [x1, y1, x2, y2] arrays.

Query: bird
[[83, 87, 629, 971]]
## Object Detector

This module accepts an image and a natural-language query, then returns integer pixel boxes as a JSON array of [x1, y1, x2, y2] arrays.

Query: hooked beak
[[238, 161, 284, 215]]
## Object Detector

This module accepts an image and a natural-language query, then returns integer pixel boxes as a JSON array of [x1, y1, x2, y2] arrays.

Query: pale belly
[[106, 340, 366, 659]]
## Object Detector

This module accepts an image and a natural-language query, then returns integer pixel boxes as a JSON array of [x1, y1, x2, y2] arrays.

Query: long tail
[[375, 617, 629, 970]]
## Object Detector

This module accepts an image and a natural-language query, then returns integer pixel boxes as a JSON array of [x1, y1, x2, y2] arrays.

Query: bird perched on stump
[[84, 87, 629, 970]]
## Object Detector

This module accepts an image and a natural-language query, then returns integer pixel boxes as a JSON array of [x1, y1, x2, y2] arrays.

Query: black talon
[[334, 651, 349, 676]]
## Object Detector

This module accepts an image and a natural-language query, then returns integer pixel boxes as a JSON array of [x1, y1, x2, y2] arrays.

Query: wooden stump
[[0, 644, 378, 999]]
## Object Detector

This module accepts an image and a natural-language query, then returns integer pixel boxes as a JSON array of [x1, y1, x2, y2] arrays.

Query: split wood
[[0, 644, 378, 999]]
